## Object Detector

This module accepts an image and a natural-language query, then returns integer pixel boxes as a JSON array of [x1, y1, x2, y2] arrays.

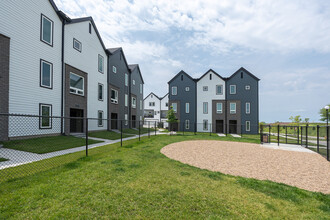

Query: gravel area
[[161, 140, 330, 194]]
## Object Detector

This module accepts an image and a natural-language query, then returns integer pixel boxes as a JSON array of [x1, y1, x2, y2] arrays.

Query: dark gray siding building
[[226, 67, 259, 134], [129, 64, 144, 127], [168, 70, 197, 132]]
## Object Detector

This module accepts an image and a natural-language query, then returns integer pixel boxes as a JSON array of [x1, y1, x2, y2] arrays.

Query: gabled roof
[[197, 69, 225, 82], [48, 0, 71, 21], [160, 93, 169, 100], [68, 17, 108, 53], [227, 67, 260, 81], [129, 64, 144, 84], [144, 92, 160, 101], [168, 70, 196, 84], [107, 47, 130, 71]]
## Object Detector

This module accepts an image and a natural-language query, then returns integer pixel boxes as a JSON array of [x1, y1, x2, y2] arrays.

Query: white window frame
[[203, 102, 208, 114], [203, 86, 208, 91], [41, 14, 53, 46], [172, 86, 177, 95], [140, 100, 142, 110], [185, 87, 190, 92], [125, 73, 128, 86], [230, 103, 236, 114], [140, 84, 143, 94], [132, 97, 136, 108], [70, 72, 84, 96], [185, 103, 190, 113], [98, 110, 104, 127], [40, 59, 53, 89], [73, 38, 82, 52], [203, 120, 208, 131], [246, 102, 250, 114], [246, 121, 251, 131], [216, 85, 223, 95], [230, 85, 236, 94], [98, 54, 104, 73], [125, 94, 128, 107], [111, 89, 118, 104], [171, 103, 177, 113], [113, 66, 117, 73], [245, 85, 250, 90], [98, 83, 104, 101], [140, 116, 142, 121], [125, 114, 128, 125], [133, 79, 135, 85], [39, 104, 52, 129], [216, 103, 223, 114], [185, 120, 190, 129]]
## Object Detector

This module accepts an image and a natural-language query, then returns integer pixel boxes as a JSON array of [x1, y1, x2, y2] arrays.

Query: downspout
[[60, 19, 65, 134], [107, 53, 110, 131]]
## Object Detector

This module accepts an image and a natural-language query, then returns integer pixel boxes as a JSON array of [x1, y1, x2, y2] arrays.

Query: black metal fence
[[260, 124, 330, 161]]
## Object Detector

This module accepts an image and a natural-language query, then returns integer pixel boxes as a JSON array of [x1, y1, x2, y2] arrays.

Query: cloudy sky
[[55, 0, 330, 122]]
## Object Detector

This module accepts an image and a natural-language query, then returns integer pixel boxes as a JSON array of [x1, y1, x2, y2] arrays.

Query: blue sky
[[54, 0, 330, 122]]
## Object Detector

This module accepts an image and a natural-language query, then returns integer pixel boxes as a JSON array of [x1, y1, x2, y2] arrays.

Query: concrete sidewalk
[[261, 143, 316, 153]]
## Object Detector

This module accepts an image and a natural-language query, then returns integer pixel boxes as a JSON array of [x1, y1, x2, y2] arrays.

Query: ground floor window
[[203, 120, 208, 131], [98, 111, 103, 127], [185, 120, 190, 129], [39, 104, 52, 129], [246, 121, 250, 131], [125, 114, 128, 125]]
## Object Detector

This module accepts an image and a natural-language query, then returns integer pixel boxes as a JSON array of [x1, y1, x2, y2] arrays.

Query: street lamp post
[[325, 106, 329, 126]]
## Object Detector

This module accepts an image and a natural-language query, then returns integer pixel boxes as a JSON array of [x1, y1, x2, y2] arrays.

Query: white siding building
[[143, 93, 169, 127]]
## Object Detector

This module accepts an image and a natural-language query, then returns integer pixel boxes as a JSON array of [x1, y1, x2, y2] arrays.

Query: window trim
[[69, 72, 84, 96], [185, 120, 190, 129], [98, 83, 104, 101], [140, 100, 143, 110], [73, 38, 82, 52], [132, 79, 135, 85], [125, 94, 128, 107], [125, 73, 128, 86], [40, 14, 54, 46], [39, 103, 52, 129], [98, 110, 104, 127], [185, 86, 190, 92], [140, 84, 143, 94], [112, 66, 117, 73], [245, 85, 250, 90], [172, 86, 177, 95], [125, 114, 128, 125], [203, 86, 208, 91], [98, 54, 104, 73], [230, 85, 236, 94], [132, 97, 136, 108], [111, 89, 118, 104], [203, 102, 208, 114], [40, 59, 53, 89], [246, 121, 251, 131], [230, 103, 236, 114], [203, 120, 208, 131], [216, 85, 223, 95], [185, 103, 190, 114], [216, 103, 223, 114], [246, 102, 250, 114]]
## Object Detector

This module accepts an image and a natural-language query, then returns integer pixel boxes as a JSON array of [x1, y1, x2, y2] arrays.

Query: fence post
[[155, 121, 157, 136], [241, 124, 243, 138], [306, 124, 308, 148], [301, 126, 303, 146], [327, 126, 329, 161], [194, 122, 196, 135], [297, 126, 299, 145], [277, 124, 280, 146], [148, 121, 150, 138], [317, 125, 319, 153], [269, 126, 271, 144], [120, 120, 123, 147], [85, 117, 88, 157], [260, 124, 263, 144], [139, 120, 141, 141]]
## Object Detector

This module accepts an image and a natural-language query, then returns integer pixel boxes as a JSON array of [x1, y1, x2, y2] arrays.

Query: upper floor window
[[41, 14, 53, 46], [246, 102, 250, 114], [149, 102, 155, 107], [209, 74, 212, 80], [203, 86, 208, 91], [230, 85, 236, 94], [89, 23, 92, 34], [140, 84, 143, 94], [125, 114, 128, 125], [132, 97, 136, 108], [98, 55, 104, 73], [140, 100, 143, 110], [185, 87, 190, 92], [172, 86, 177, 95], [203, 102, 208, 114], [216, 85, 223, 95], [181, 75, 183, 81], [125, 73, 128, 86], [73, 38, 82, 52], [98, 83, 103, 101], [125, 94, 128, 107], [70, 73, 84, 96], [230, 103, 236, 114], [98, 111, 104, 127], [39, 104, 52, 129], [171, 103, 177, 113], [165, 102, 168, 107], [151, 94, 153, 98], [40, 59, 52, 89], [111, 89, 118, 104], [216, 103, 223, 114], [245, 85, 250, 90], [185, 103, 190, 113], [133, 79, 135, 85], [113, 66, 117, 73]]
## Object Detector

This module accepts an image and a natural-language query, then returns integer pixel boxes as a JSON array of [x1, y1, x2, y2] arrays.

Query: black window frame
[[73, 38, 82, 52], [98, 54, 104, 73], [39, 103, 52, 129], [98, 110, 104, 127], [40, 59, 53, 89], [40, 14, 54, 47], [98, 83, 104, 101]]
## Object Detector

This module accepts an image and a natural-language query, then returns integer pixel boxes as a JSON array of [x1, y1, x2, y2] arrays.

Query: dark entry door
[[132, 115, 136, 128], [111, 113, 118, 129], [229, 120, 237, 134], [70, 109, 84, 133], [216, 120, 224, 133]]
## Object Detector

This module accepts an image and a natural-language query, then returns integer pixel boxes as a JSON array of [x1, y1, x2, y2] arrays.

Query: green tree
[[304, 118, 310, 123], [289, 115, 302, 123], [319, 104, 330, 122], [166, 107, 178, 123]]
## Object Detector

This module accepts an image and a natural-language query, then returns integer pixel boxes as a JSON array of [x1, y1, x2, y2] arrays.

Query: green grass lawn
[[0, 158, 8, 162], [88, 130, 134, 140], [1, 136, 102, 154], [123, 127, 156, 135], [0, 135, 329, 219]]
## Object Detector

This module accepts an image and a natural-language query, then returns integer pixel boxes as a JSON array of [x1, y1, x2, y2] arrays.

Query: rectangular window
[[246, 121, 251, 131], [216, 103, 223, 114], [149, 102, 155, 107], [125, 94, 128, 107], [185, 103, 190, 113], [125, 73, 128, 86], [185, 87, 190, 91], [140, 100, 142, 110], [125, 114, 128, 125], [230, 103, 236, 114], [203, 120, 208, 131], [98, 83, 103, 101], [216, 85, 223, 95], [111, 89, 118, 104], [140, 84, 143, 94], [98, 111, 103, 127], [172, 86, 177, 95], [73, 38, 82, 52], [230, 85, 236, 94], [39, 104, 52, 129], [171, 103, 177, 113], [246, 102, 250, 114], [245, 85, 250, 90], [70, 73, 84, 96], [132, 97, 136, 108], [98, 54, 104, 73], [165, 102, 168, 107], [133, 79, 135, 85], [89, 23, 92, 34], [203, 86, 208, 91], [41, 14, 53, 46], [40, 59, 52, 89], [203, 102, 208, 114], [140, 116, 142, 121], [113, 66, 117, 73], [185, 120, 190, 129]]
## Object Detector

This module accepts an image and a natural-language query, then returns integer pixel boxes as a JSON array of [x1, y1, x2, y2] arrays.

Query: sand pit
[[161, 140, 330, 194]]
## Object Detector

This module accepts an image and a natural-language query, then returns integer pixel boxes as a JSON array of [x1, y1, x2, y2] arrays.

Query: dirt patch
[[161, 140, 330, 194]]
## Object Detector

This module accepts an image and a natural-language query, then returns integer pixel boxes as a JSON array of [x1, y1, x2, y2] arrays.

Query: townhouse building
[[0, 0, 144, 140], [167, 67, 259, 134], [129, 64, 144, 128], [143, 93, 169, 126]]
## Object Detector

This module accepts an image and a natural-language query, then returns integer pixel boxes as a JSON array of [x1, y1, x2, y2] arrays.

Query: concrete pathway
[[217, 133, 226, 137], [231, 134, 241, 138], [261, 143, 316, 154], [0, 132, 165, 170]]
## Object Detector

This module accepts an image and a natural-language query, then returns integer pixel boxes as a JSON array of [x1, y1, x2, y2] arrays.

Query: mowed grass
[[88, 130, 134, 140], [1, 136, 102, 154], [123, 127, 156, 135], [0, 158, 8, 162], [0, 135, 329, 219]]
